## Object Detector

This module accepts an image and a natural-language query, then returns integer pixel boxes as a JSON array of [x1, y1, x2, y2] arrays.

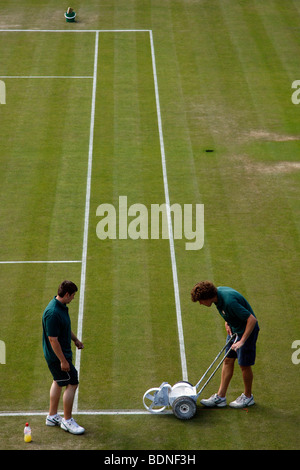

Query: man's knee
[[66, 383, 78, 391], [224, 357, 236, 367]]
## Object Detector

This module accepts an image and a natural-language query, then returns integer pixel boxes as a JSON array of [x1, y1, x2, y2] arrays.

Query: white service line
[[149, 31, 188, 382], [73, 31, 99, 412]]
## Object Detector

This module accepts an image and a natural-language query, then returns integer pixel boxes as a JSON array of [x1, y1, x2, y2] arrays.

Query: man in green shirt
[[42, 280, 85, 434], [191, 281, 259, 408]]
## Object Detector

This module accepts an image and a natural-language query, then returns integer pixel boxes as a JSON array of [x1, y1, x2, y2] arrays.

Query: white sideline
[[73, 31, 99, 412], [149, 31, 188, 382], [0, 260, 81, 264], [0, 76, 93, 78]]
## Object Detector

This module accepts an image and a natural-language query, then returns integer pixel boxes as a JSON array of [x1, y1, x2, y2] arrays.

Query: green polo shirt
[[214, 287, 257, 335], [42, 297, 72, 364]]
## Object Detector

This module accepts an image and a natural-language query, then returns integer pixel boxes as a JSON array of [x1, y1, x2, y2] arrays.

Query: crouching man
[[191, 281, 259, 408]]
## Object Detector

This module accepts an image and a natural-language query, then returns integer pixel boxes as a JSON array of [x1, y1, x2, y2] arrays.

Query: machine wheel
[[172, 396, 197, 420], [143, 388, 167, 413]]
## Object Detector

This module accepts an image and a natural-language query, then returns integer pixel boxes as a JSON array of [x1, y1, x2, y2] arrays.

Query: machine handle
[[195, 333, 238, 397]]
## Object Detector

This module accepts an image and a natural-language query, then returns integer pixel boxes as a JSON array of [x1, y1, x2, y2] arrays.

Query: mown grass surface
[[0, 0, 299, 450]]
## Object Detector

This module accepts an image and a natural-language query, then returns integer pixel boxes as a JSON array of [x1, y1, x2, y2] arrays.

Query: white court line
[[0, 409, 167, 417], [0, 260, 81, 264], [0, 76, 93, 78], [149, 31, 188, 382], [0, 29, 150, 33], [73, 31, 99, 413]]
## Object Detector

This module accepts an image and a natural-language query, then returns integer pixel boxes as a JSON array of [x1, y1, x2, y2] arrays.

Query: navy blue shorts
[[47, 360, 79, 387], [226, 323, 259, 366]]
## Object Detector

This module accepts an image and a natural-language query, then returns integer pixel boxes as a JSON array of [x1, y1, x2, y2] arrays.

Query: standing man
[[191, 281, 259, 408], [42, 280, 85, 434]]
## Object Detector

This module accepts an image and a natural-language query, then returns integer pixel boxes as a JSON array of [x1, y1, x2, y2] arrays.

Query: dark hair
[[191, 281, 217, 302], [57, 280, 78, 297]]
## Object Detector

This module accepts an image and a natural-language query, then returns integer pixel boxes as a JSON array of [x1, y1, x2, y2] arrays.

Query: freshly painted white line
[[0, 260, 81, 264], [0, 29, 150, 33], [0, 76, 93, 79], [0, 409, 171, 417], [149, 31, 188, 382], [73, 31, 99, 412], [0, 412, 47, 417], [75, 410, 171, 416]]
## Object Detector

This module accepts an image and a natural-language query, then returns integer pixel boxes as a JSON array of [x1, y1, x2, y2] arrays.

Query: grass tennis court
[[0, 0, 299, 451]]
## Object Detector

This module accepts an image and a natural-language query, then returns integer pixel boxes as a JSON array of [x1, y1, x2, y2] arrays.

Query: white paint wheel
[[143, 388, 167, 413]]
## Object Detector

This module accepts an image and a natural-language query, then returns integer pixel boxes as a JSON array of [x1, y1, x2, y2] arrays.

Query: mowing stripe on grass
[[149, 30, 188, 382], [73, 31, 99, 413]]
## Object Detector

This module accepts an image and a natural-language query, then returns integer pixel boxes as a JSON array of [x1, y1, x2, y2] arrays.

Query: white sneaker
[[60, 417, 85, 435], [200, 393, 227, 408], [229, 393, 255, 408], [46, 414, 63, 426]]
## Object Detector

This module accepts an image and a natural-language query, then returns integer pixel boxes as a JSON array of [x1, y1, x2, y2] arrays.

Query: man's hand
[[225, 322, 232, 336], [61, 359, 71, 372], [231, 340, 244, 351], [231, 315, 257, 351], [49, 336, 70, 371], [74, 338, 84, 350], [71, 331, 84, 350]]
